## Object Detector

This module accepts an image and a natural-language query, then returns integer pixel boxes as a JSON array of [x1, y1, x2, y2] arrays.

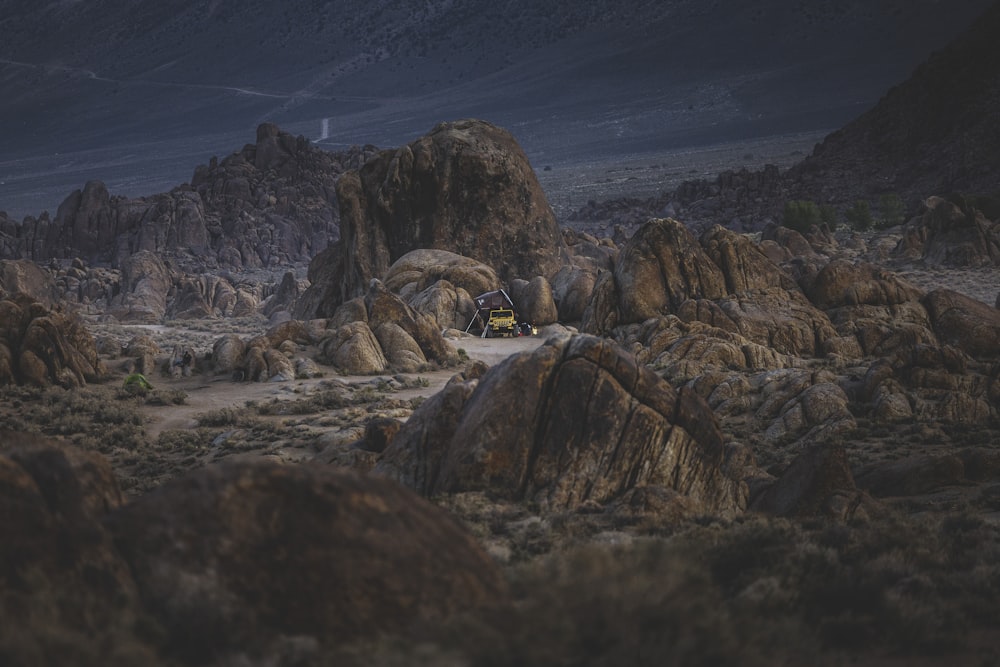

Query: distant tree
[[819, 204, 838, 228], [782, 200, 821, 234], [877, 193, 906, 229], [845, 200, 874, 232]]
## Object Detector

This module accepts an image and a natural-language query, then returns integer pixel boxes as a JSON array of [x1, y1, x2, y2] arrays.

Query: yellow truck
[[484, 308, 516, 337], [467, 289, 534, 338]]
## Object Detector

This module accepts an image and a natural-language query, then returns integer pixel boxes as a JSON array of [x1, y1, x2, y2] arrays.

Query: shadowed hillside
[[0, 0, 993, 218], [785, 0, 1000, 207]]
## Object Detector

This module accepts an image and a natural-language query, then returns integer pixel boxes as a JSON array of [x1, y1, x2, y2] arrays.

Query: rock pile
[[0, 295, 106, 387], [570, 217, 999, 516], [376, 333, 748, 516], [0, 433, 504, 664], [296, 119, 568, 318], [0, 125, 377, 272]]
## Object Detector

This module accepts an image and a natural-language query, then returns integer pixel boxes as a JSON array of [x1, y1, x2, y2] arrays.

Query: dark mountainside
[[569, 1, 1000, 235], [0, 0, 994, 219], [785, 0, 1000, 206]]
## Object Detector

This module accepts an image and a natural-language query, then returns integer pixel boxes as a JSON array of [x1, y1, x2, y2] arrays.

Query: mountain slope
[[0, 0, 994, 219], [786, 0, 1000, 205]]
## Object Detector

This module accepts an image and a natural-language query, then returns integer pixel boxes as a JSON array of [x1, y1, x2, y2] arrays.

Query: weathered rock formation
[[376, 333, 748, 515], [107, 460, 506, 659], [0, 434, 504, 664], [212, 319, 322, 382], [583, 220, 841, 359], [0, 259, 59, 306], [0, 295, 105, 387], [377, 248, 499, 331], [317, 280, 459, 374], [296, 119, 568, 318], [893, 195, 1000, 267], [0, 125, 377, 271]]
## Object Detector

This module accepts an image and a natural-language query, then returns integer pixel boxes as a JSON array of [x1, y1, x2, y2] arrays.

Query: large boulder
[[700, 225, 798, 294], [108, 250, 171, 323], [922, 288, 1000, 360], [297, 119, 567, 317], [383, 248, 501, 302], [376, 334, 747, 515], [0, 295, 105, 387], [582, 218, 727, 334], [364, 280, 457, 367], [318, 321, 389, 374], [893, 196, 1000, 267], [804, 259, 924, 310], [509, 276, 559, 326], [408, 279, 478, 332], [0, 259, 59, 306], [0, 433, 141, 665], [107, 461, 506, 659]]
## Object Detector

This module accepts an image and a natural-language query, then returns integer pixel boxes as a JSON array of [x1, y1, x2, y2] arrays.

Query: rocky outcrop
[[0, 433, 139, 665], [0, 434, 504, 663], [922, 288, 1000, 359], [0, 295, 105, 387], [296, 119, 568, 318], [1, 125, 378, 272], [167, 274, 261, 320], [212, 320, 321, 382], [0, 259, 59, 306], [107, 460, 506, 659], [376, 334, 748, 515], [893, 196, 1000, 267], [509, 276, 559, 326], [317, 280, 459, 374], [377, 248, 499, 331], [583, 221, 839, 358], [108, 250, 172, 323]]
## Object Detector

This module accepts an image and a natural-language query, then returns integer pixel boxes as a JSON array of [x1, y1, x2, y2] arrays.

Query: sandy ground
[[139, 331, 548, 440]]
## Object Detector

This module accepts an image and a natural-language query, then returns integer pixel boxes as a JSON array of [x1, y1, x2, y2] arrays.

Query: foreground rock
[[296, 119, 568, 318], [107, 460, 507, 660], [376, 333, 748, 516], [0, 433, 146, 665], [0, 435, 506, 664]]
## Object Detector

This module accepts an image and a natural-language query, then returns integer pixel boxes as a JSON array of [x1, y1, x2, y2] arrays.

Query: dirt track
[[140, 331, 547, 440]]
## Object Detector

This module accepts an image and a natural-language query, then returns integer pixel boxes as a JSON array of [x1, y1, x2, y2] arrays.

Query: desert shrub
[[782, 200, 822, 233], [144, 389, 188, 406], [0, 385, 145, 453], [819, 203, 838, 228], [195, 406, 258, 427], [876, 193, 906, 229], [845, 200, 874, 231]]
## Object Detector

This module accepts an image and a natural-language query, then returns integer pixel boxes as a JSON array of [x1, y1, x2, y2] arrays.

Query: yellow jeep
[[484, 309, 516, 337]]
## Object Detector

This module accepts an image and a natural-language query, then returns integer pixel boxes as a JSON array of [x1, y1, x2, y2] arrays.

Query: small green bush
[[782, 200, 821, 233], [845, 200, 874, 231], [877, 193, 906, 229]]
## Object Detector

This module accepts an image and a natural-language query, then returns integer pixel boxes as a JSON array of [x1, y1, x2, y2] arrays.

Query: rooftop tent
[[473, 289, 515, 312]]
